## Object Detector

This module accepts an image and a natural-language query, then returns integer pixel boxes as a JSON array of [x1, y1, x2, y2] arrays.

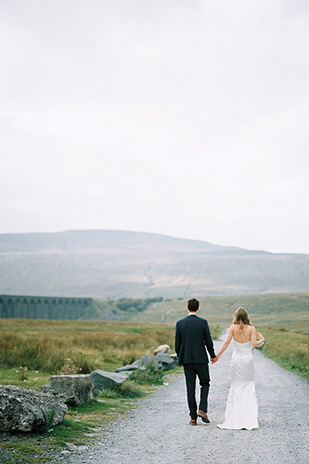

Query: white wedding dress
[[217, 339, 258, 430]]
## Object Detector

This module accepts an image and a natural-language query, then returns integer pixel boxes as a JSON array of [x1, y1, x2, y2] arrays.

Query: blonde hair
[[233, 307, 251, 327]]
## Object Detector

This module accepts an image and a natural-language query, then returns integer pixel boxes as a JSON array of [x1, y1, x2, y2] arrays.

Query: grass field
[[0, 319, 178, 377], [132, 292, 309, 380]]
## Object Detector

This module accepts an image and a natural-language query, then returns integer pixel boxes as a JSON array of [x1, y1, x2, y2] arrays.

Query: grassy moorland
[[0, 319, 177, 376], [132, 292, 309, 380]]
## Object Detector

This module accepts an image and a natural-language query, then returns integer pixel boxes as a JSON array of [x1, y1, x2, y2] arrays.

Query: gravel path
[[54, 336, 309, 464]]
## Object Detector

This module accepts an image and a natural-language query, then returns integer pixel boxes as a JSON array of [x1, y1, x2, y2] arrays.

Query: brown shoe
[[198, 410, 210, 423], [189, 419, 197, 425]]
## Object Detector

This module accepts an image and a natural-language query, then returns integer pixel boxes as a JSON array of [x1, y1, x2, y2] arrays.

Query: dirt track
[[54, 336, 309, 464]]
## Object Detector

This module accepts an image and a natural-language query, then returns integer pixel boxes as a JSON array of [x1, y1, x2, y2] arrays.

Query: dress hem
[[217, 424, 259, 430]]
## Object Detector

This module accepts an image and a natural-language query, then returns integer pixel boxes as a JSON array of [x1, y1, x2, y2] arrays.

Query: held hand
[[211, 356, 218, 364]]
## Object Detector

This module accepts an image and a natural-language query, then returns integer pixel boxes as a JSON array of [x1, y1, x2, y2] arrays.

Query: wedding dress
[[217, 339, 258, 430]]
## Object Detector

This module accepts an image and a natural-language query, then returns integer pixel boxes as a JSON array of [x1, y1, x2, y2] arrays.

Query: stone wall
[[0, 295, 92, 320]]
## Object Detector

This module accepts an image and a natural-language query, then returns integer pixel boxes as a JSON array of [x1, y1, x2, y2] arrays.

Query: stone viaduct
[[0, 295, 92, 320]]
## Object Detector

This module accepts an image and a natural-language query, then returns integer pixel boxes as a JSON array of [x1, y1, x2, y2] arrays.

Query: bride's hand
[[211, 356, 218, 364]]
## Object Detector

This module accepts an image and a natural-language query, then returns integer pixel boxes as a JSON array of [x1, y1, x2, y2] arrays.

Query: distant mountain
[[0, 229, 308, 298]]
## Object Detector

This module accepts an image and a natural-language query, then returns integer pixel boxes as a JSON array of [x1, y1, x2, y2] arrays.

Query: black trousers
[[183, 363, 210, 419]]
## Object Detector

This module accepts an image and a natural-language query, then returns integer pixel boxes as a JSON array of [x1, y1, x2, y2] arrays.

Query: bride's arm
[[211, 326, 233, 363], [250, 327, 265, 348]]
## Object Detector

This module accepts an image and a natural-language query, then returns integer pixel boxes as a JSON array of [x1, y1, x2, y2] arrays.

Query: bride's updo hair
[[233, 307, 251, 327]]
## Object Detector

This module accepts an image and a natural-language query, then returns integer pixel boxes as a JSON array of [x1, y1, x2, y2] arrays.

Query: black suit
[[175, 314, 215, 419]]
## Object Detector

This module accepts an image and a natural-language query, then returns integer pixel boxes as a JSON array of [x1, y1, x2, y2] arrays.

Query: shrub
[[60, 358, 81, 375], [98, 381, 143, 399], [129, 362, 164, 385], [116, 297, 163, 313], [16, 366, 28, 381]]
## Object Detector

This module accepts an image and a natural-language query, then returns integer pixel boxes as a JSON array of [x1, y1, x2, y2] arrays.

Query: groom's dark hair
[[187, 298, 199, 312]]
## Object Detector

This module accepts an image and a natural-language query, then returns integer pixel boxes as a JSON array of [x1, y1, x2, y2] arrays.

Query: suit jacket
[[175, 314, 215, 365]]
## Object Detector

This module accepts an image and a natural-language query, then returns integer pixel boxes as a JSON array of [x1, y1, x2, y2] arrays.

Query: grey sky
[[1, 0, 308, 253]]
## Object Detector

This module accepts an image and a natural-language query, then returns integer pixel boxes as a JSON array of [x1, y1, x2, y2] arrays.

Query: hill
[[130, 292, 309, 326], [0, 229, 309, 298]]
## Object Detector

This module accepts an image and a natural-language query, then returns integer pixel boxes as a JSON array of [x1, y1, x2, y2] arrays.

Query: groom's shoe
[[189, 419, 197, 425], [198, 410, 210, 423]]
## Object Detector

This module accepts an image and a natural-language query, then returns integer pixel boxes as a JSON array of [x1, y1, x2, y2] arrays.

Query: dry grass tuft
[[0, 319, 176, 374]]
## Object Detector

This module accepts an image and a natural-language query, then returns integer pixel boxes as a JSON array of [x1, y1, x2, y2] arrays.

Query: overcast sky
[[1, 0, 308, 254]]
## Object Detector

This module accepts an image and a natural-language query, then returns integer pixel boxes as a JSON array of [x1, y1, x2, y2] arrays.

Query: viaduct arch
[[0, 295, 92, 320]]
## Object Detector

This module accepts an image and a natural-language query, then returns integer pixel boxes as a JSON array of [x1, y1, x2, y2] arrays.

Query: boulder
[[115, 353, 176, 373], [155, 352, 176, 369], [91, 370, 130, 395], [114, 364, 138, 373], [154, 344, 170, 354], [40, 374, 94, 406], [0, 385, 67, 432], [130, 355, 161, 370]]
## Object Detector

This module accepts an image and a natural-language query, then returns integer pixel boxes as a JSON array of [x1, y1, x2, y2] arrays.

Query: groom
[[175, 298, 216, 425]]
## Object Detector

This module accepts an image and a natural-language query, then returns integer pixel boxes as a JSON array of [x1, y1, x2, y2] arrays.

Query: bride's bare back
[[232, 324, 254, 343], [212, 309, 264, 364]]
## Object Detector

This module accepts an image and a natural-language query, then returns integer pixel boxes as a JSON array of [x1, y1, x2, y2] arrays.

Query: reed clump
[[0, 319, 176, 374]]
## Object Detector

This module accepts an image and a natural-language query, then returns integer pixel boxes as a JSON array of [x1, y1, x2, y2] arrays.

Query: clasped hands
[[210, 356, 218, 365]]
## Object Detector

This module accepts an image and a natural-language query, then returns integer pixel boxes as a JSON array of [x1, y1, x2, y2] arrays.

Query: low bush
[[129, 362, 164, 385], [98, 380, 144, 399]]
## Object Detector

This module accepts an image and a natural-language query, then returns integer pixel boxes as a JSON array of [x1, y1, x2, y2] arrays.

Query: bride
[[212, 307, 265, 430]]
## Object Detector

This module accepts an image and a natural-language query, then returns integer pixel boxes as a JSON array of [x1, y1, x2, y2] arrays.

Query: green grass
[[131, 292, 309, 326], [259, 327, 308, 380], [129, 362, 164, 384], [0, 319, 177, 374], [131, 293, 309, 380], [0, 368, 50, 390]]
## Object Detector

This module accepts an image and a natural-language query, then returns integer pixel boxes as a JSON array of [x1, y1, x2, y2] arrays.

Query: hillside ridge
[[0, 229, 308, 298]]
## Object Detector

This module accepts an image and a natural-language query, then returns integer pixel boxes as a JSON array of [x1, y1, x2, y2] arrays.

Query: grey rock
[[130, 355, 161, 370], [131, 354, 175, 370], [155, 352, 176, 369], [115, 353, 176, 374], [114, 364, 138, 373], [0, 385, 67, 432], [40, 374, 94, 406], [91, 370, 130, 395]]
